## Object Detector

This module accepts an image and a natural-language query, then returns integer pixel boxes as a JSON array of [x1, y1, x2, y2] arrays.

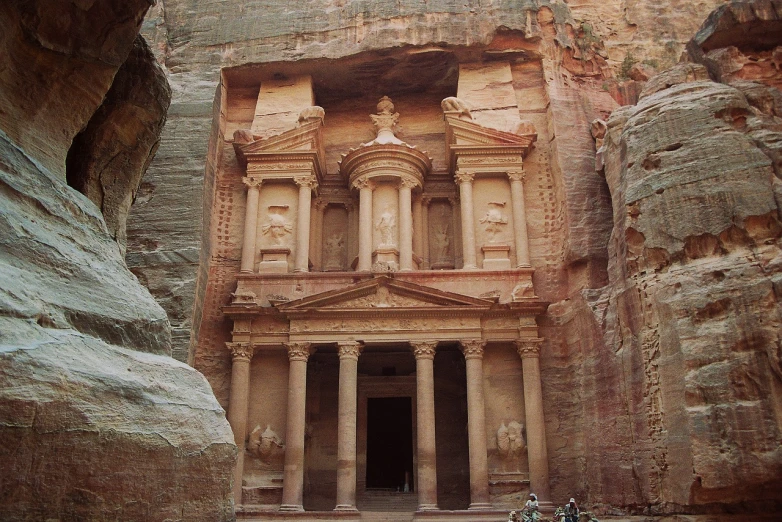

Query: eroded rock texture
[[67, 35, 172, 255], [0, 0, 235, 519], [599, 71, 782, 509]]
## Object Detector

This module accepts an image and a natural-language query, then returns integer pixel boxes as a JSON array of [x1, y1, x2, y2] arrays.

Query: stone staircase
[[359, 512, 414, 522], [357, 490, 417, 514]]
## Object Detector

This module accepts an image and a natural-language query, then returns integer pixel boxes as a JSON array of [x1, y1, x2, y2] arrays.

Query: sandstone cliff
[[0, 0, 235, 519]]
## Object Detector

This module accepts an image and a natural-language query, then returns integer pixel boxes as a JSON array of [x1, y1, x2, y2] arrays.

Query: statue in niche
[[433, 222, 450, 262], [479, 201, 508, 242], [497, 421, 526, 465], [261, 205, 293, 246], [376, 208, 396, 247], [247, 424, 285, 463], [323, 233, 344, 269]]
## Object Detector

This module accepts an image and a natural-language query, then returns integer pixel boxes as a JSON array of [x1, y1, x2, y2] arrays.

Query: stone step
[[359, 511, 414, 522]]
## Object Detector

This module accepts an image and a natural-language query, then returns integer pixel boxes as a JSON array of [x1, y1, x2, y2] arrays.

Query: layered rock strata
[[0, 0, 235, 519]]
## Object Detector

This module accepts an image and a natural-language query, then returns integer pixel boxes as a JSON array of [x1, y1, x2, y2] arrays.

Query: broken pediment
[[444, 114, 537, 174], [233, 117, 326, 178], [276, 276, 494, 313]]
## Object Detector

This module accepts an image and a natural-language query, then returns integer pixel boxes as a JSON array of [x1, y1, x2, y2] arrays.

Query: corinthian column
[[461, 340, 491, 510], [335, 341, 362, 511], [399, 177, 415, 271], [411, 341, 439, 511], [516, 339, 551, 505], [294, 175, 316, 272], [240, 177, 262, 272], [356, 179, 374, 271], [311, 198, 327, 270], [280, 342, 314, 512], [455, 171, 477, 269], [226, 342, 254, 503], [508, 171, 531, 267]]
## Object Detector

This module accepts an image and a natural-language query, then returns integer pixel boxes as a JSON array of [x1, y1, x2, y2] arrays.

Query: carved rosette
[[242, 177, 263, 190], [227, 342, 253, 363], [507, 170, 526, 183], [410, 341, 438, 360], [337, 341, 363, 361], [460, 339, 486, 360], [454, 171, 475, 184], [515, 339, 543, 359], [286, 342, 314, 362]]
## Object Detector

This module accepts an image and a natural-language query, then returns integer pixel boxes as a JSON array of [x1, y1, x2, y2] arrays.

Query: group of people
[[508, 494, 581, 522]]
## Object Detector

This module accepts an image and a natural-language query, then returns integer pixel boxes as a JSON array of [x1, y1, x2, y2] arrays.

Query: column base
[[537, 501, 555, 515], [334, 505, 359, 512], [468, 502, 494, 510], [462, 264, 479, 270], [416, 504, 439, 511], [278, 504, 305, 512]]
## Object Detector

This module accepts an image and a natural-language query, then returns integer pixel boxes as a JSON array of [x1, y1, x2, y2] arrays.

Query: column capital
[[515, 338, 543, 359], [454, 171, 475, 184], [314, 197, 328, 211], [460, 339, 486, 360], [353, 178, 375, 191], [337, 341, 363, 360], [243, 176, 263, 189], [420, 195, 433, 207], [294, 174, 317, 188], [410, 341, 438, 360], [507, 170, 527, 183], [226, 341, 253, 362], [400, 176, 418, 190], [286, 342, 314, 362], [447, 196, 459, 207]]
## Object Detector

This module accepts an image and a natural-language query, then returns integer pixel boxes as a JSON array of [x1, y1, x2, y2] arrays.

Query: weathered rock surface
[[0, 0, 236, 519], [599, 76, 782, 508], [67, 34, 171, 255]]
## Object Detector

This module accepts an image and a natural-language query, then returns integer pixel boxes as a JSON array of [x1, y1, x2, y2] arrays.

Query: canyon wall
[[126, 0, 782, 515], [0, 1, 235, 519]]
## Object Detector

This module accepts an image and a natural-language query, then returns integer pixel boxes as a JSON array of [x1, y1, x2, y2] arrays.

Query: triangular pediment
[[234, 119, 326, 175], [277, 276, 493, 313]]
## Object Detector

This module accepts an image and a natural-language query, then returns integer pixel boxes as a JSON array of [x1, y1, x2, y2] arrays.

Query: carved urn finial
[[369, 95, 402, 145]]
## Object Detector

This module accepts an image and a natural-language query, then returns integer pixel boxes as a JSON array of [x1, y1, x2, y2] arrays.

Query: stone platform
[[236, 508, 510, 522]]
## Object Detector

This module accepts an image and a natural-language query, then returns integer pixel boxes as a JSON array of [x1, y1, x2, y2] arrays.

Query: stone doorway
[[365, 396, 414, 491]]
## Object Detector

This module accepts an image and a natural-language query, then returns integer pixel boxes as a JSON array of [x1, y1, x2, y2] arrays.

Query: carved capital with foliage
[[454, 171, 475, 184], [410, 341, 437, 360], [400, 176, 418, 190], [227, 342, 254, 363], [242, 177, 263, 190], [515, 338, 543, 359], [294, 174, 317, 188], [286, 342, 314, 362], [337, 341, 363, 361], [507, 170, 526, 183], [353, 178, 375, 191], [460, 339, 486, 360]]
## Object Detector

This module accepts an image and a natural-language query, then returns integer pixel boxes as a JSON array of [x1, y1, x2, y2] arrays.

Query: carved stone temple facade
[[210, 60, 555, 520]]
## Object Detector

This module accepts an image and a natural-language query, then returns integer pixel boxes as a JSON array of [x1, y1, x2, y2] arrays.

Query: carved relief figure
[[497, 421, 526, 463], [261, 205, 293, 246], [376, 208, 396, 247], [247, 424, 285, 463], [480, 201, 508, 242], [433, 222, 450, 262], [441, 96, 472, 119], [323, 233, 344, 269]]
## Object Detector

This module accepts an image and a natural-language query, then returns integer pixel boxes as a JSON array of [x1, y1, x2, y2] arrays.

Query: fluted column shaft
[[516, 339, 551, 502], [241, 178, 262, 272], [294, 176, 315, 272], [461, 340, 491, 509], [357, 180, 373, 271], [508, 171, 531, 267], [280, 342, 314, 511], [411, 341, 439, 511], [455, 171, 477, 269], [226, 342, 254, 503], [399, 178, 415, 271], [335, 341, 362, 511]]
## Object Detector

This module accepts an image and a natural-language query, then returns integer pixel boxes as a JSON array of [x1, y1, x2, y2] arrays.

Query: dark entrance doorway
[[365, 397, 414, 491]]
